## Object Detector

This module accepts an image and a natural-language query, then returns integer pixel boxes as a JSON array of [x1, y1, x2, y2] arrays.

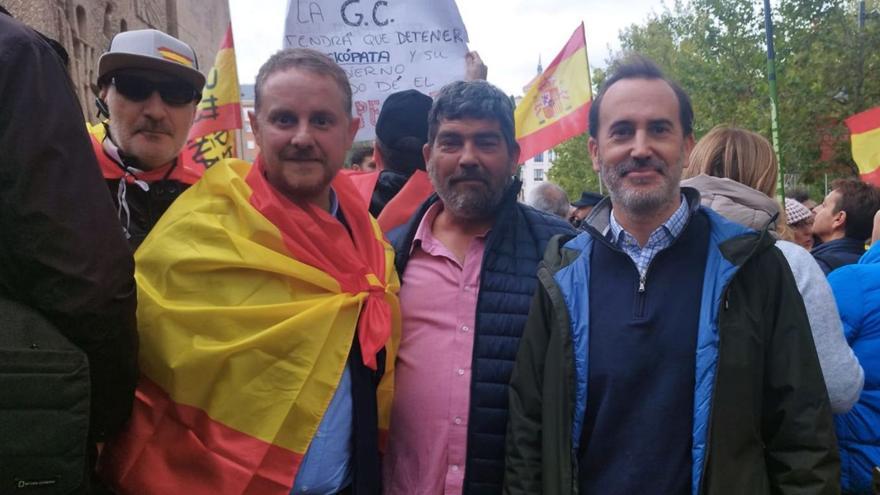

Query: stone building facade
[[4, 0, 230, 122]]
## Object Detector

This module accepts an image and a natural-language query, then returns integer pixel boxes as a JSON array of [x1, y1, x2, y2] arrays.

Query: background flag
[[181, 24, 242, 170], [515, 23, 592, 161], [846, 106, 880, 186]]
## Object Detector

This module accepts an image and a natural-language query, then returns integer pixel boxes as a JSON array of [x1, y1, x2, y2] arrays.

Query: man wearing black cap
[[89, 29, 207, 249], [569, 190, 603, 227], [371, 89, 435, 216]]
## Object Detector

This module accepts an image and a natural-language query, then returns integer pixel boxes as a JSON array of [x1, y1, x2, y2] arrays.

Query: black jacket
[[390, 180, 574, 494], [0, 9, 138, 442]]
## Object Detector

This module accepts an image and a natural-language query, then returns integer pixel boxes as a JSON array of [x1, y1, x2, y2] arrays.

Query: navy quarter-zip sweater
[[578, 209, 710, 494]]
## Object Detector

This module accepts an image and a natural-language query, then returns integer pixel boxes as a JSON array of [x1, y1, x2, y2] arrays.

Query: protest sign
[[284, 0, 469, 140]]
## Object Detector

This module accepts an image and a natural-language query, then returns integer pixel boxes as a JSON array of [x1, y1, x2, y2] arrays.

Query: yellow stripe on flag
[[201, 47, 241, 107], [851, 126, 880, 177], [135, 161, 373, 454], [515, 45, 591, 139], [514, 23, 591, 160]]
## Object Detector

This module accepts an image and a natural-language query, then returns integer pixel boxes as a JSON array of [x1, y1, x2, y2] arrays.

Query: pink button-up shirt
[[383, 202, 487, 495]]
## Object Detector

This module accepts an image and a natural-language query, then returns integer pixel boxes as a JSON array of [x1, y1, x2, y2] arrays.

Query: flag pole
[[581, 22, 603, 195], [763, 0, 785, 200]]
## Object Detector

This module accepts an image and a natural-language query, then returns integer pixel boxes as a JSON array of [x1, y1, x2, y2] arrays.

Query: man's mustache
[[280, 148, 322, 161], [136, 121, 172, 135], [616, 158, 667, 177], [448, 169, 490, 185]]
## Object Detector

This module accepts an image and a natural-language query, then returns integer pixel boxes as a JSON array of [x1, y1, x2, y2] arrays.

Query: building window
[[534, 152, 544, 162], [244, 121, 252, 132], [103, 5, 114, 38], [534, 169, 544, 181], [247, 140, 255, 150], [76, 5, 87, 37]]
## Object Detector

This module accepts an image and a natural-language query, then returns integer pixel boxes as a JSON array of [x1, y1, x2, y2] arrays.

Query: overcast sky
[[228, 0, 671, 96]]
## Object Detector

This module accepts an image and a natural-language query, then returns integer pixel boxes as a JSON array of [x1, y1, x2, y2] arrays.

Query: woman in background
[[681, 125, 863, 414]]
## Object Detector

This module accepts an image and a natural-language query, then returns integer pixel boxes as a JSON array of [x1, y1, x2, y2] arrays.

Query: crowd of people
[[3, 6, 880, 495]]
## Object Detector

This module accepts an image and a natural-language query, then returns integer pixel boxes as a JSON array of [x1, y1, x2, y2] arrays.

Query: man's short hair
[[350, 144, 373, 167], [830, 178, 880, 241], [589, 55, 693, 139], [427, 80, 517, 154], [254, 48, 351, 115], [528, 182, 570, 218]]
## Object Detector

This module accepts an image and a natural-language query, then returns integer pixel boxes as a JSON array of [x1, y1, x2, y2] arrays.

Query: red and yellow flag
[[515, 23, 592, 161], [845, 106, 880, 186], [181, 24, 242, 170], [100, 159, 400, 494]]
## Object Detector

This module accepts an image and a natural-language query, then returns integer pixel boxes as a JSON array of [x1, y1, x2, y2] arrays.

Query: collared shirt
[[383, 201, 488, 495], [292, 187, 354, 495], [608, 195, 690, 277]]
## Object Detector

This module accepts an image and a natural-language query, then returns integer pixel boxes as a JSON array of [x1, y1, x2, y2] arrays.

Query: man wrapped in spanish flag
[[99, 48, 401, 495]]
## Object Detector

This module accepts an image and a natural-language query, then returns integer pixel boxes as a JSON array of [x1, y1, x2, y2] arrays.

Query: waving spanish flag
[[515, 23, 592, 161], [181, 24, 242, 169], [100, 159, 400, 494], [846, 106, 880, 186]]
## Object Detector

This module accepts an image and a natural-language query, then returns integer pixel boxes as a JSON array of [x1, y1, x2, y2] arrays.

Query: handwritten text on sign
[[284, 0, 469, 140]]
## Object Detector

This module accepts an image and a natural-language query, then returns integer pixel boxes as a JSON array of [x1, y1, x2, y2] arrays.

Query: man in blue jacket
[[504, 56, 839, 495], [383, 80, 573, 494]]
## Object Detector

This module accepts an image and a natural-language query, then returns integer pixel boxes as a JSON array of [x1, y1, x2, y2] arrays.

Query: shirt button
[[454, 417, 462, 425], [461, 325, 470, 332], [457, 368, 465, 376], [451, 465, 459, 472]]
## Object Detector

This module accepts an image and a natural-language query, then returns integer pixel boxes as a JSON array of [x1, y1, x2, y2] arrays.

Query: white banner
[[284, 0, 469, 140]]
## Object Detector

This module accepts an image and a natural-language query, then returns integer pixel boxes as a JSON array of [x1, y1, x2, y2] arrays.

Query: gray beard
[[432, 176, 511, 221], [599, 156, 682, 217]]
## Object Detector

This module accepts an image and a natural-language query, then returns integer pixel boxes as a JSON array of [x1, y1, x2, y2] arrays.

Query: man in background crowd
[[811, 178, 880, 274], [528, 181, 570, 218], [89, 29, 206, 249], [569, 190, 603, 227], [350, 144, 376, 171]]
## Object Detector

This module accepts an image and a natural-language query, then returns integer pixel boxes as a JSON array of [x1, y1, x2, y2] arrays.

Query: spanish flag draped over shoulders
[[515, 23, 592, 160], [846, 106, 880, 186], [100, 157, 400, 494]]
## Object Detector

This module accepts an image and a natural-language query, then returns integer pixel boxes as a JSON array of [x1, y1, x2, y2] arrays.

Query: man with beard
[[383, 80, 573, 494], [99, 48, 400, 495], [89, 29, 206, 249], [504, 57, 839, 495]]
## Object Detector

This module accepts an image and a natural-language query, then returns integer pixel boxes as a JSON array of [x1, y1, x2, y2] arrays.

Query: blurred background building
[[4, 0, 230, 123]]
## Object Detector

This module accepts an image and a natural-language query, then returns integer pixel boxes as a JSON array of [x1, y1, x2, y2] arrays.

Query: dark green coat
[[504, 195, 840, 495]]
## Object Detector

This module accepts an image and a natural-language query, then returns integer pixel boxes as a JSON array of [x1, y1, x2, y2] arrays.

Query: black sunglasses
[[111, 74, 200, 106]]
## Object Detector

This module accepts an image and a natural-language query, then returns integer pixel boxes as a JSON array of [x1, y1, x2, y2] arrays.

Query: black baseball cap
[[375, 90, 433, 151], [572, 191, 604, 208]]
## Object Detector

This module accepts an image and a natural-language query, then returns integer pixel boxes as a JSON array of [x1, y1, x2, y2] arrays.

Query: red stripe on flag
[[862, 166, 880, 187], [221, 24, 235, 50], [189, 102, 243, 137], [517, 101, 591, 161], [100, 378, 300, 495], [542, 23, 586, 75], [846, 106, 880, 135]]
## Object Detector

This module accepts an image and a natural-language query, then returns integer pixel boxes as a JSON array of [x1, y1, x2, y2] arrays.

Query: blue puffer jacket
[[389, 180, 574, 494], [828, 243, 880, 494]]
